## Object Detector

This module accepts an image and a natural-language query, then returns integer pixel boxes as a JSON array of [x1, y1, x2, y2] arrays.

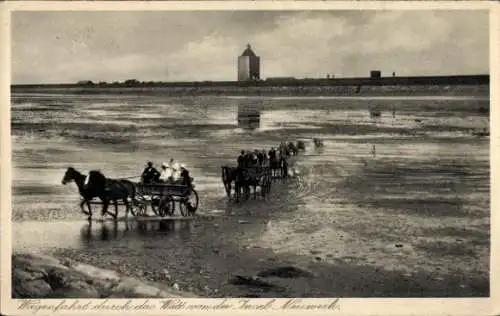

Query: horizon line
[[10, 73, 490, 86]]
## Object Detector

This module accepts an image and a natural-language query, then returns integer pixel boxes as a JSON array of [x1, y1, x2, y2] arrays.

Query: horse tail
[[221, 166, 232, 197], [221, 166, 228, 183]]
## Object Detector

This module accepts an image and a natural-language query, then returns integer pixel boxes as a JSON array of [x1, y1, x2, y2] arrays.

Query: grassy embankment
[[11, 75, 489, 97]]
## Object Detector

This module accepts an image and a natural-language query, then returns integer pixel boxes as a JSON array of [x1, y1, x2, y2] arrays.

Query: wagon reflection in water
[[79, 218, 194, 243]]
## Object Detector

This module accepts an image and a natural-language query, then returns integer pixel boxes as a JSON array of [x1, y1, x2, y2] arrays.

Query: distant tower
[[238, 44, 260, 81]]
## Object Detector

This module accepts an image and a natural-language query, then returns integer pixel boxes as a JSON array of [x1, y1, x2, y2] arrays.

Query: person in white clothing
[[159, 162, 172, 183], [171, 163, 181, 182]]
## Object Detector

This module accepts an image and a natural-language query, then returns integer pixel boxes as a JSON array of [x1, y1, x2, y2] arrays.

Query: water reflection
[[237, 101, 262, 130], [79, 219, 194, 244]]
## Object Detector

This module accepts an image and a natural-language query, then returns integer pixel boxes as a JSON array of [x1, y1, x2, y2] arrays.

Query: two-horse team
[[61, 167, 137, 220], [221, 140, 306, 202]]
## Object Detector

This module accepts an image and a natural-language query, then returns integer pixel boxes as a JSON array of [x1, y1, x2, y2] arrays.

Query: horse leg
[[235, 182, 240, 202], [123, 198, 129, 218], [101, 199, 110, 217], [80, 200, 90, 217], [225, 181, 232, 199], [113, 199, 119, 219], [253, 184, 257, 200]]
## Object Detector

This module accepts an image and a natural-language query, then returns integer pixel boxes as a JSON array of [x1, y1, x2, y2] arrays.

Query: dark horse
[[313, 138, 324, 148], [221, 166, 269, 202], [270, 156, 282, 178], [296, 140, 306, 151], [61, 167, 99, 219], [287, 142, 298, 156], [86, 170, 137, 219], [221, 166, 241, 201]]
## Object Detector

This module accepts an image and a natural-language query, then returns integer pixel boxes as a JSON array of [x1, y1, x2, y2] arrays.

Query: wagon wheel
[[158, 195, 175, 217], [150, 195, 161, 216], [180, 188, 199, 217], [131, 197, 148, 217]]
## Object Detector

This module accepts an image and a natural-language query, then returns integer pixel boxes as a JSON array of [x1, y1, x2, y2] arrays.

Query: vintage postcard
[[1, 1, 498, 315]]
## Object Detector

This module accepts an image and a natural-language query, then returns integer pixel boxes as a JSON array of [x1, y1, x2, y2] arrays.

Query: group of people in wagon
[[235, 141, 303, 179], [237, 142, 299, 167], [141, 159, 193, 188]]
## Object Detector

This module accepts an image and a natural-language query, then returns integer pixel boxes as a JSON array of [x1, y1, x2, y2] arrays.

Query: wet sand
[[15, 148, 489, 297], [11, 93, 490, 297]]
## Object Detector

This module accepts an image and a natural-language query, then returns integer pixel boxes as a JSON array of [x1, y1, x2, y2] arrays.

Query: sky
[[12, 10, 489, 84]]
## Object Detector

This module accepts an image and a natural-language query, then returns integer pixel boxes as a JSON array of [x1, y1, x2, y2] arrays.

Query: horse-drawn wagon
[[132, 182, 199, 217], [61, 167, 198, 220], [221, 165, 272, 202]]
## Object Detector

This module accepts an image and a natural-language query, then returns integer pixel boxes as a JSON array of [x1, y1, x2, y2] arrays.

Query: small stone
[[238, 220, 249, 224], [213, 224, 219, 228], [460, 284, 466, 288], [395, 244, 403, 248], [172, 283, 180, 291], [314, 256, 322, 261]]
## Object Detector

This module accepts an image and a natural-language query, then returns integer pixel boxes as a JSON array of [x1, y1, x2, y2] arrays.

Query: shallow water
[[11, 93, 490, 295]]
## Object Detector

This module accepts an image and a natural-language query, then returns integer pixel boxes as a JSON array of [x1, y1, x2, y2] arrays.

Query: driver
[[141, 161, 160, 184], [180, 164, 193, 188]]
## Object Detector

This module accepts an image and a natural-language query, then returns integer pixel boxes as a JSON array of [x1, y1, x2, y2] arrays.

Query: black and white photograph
[[2, 2, 497, 314]]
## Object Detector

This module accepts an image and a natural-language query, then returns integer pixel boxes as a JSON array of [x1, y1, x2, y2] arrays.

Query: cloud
[[11, 10, 489, 84]]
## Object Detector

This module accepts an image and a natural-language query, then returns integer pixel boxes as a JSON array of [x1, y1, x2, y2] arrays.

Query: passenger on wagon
[[251, 152, 259, 167], [180, 164, 193, 188], [269, 148, 276, 160], [141, 161, 160, 184], [159, 162, 172, 183], [256, 149, 264, 166], [170, 163, 182, 182], [262, 149, 269, 166], [237, 150, 246, 168]]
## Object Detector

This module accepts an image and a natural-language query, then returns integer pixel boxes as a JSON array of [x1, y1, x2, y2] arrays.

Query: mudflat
[[12, 92, 489, 297]]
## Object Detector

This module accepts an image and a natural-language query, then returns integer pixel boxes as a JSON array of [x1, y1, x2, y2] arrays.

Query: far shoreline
[[10, 85, 490, 98], [10, 74, 490, 97]]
